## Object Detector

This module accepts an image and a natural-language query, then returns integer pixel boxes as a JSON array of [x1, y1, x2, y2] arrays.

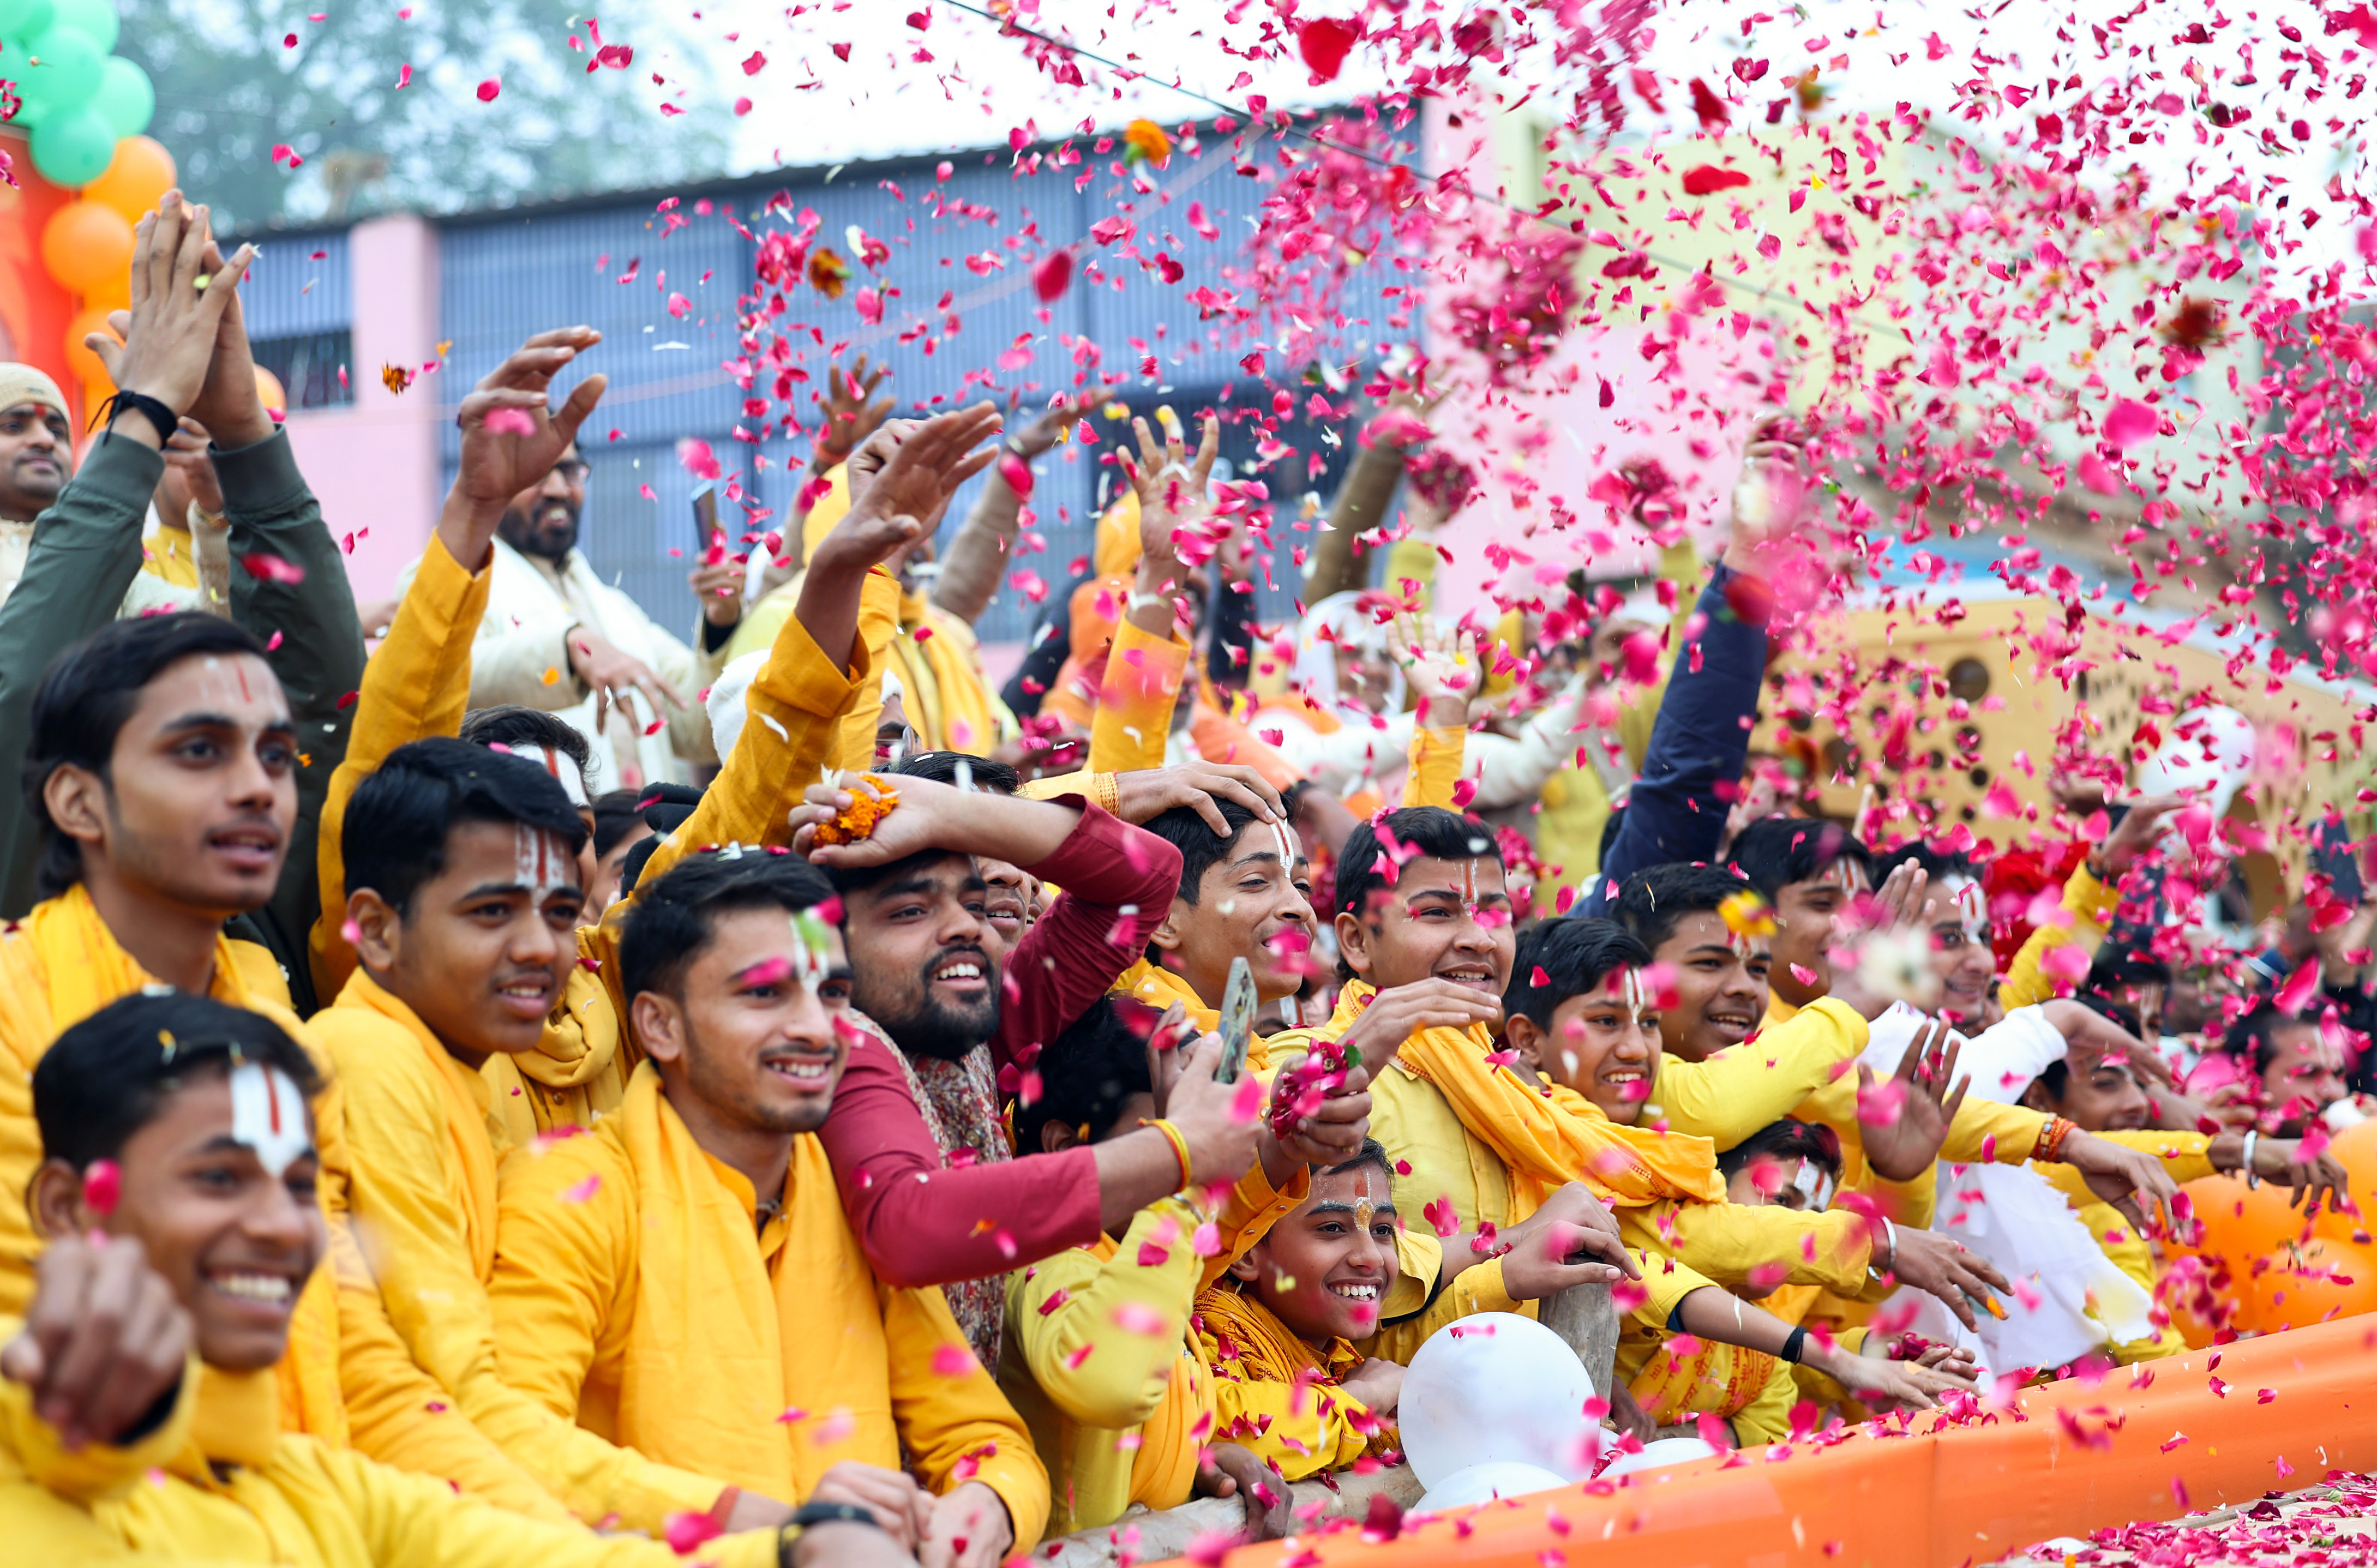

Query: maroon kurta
[[818, 800, 1182, 1287]]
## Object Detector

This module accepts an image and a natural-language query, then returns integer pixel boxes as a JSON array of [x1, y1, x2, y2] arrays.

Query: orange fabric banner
[[1169, 1316, 2377, 1568]]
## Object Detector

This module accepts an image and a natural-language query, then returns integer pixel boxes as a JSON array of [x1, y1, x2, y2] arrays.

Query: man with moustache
[[400, 435, 742, 790]]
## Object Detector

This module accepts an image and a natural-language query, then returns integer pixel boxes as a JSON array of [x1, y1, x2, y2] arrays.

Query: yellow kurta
[[488, 1064, 1048, 1541], [313, 970, 727, 1530], [2036, 1128, 2216, 1363], [2000, 864, 2120, 1011], [0, 886, 343, 1449], [1000, 1200, 1219, 1539], [1190, 1284, 1379, 1482], [0, 1349, 779, 1567], [1624, 1329, 1799, 1445]]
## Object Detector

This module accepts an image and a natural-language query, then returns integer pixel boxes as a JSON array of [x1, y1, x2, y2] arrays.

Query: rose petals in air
[[1112, 1300, 1167, 1335], [2103, 398, 2158, 450], [559, 1174, 602, 1204], [241, 553, 307, 585], [83, 1160, 121, 1217], [998, 449, 1035, 497], [932, 1344, 976, 1377], [664, 1511, 723, 1554], [1680, 164, 1752, 196], [1296, 16, 1360, 80], [476, 77, 501, 102], [481, 406, 536, 437]]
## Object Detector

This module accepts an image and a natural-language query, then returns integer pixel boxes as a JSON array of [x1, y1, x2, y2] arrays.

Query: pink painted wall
[[281, 214, 443, 609], [1417, 100, 1772, 620]]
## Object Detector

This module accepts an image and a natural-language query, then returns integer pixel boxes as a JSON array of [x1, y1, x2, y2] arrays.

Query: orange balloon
[[64, 303, 121, 394], [41, 200, 135, 297], [2165, 1168, 2377, 1344], [82, 135, 178, 226], [253, 365, 287, 414]]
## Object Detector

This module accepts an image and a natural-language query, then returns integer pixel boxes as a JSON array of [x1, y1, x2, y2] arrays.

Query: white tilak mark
[[516, 824, 570, 902], [229, 1063, 309, 1178], [539, 746, 591, 808], [1621, 967, 1647, 1014]]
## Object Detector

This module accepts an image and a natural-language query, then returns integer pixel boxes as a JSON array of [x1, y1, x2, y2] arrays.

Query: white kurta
[[394, 538, 721, 791]]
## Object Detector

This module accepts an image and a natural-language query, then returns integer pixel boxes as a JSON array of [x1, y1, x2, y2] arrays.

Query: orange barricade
[[1176, 1317, 2377, 1568]]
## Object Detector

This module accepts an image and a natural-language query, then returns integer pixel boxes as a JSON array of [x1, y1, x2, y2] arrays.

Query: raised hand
[[2095, 795, 2184, 879], [1154, 1033, 1263, 1188], [1, 1234, 191, 1452], [1857, 1020, 1969, 1181], [1008, 387, 1112, 459], [567, 627, 687, 740], [1496, 1181, 1640, 1295], [1389, 611, 1480, 731], [812, 352, 893, 471], [1824, 860, 1934, 1022], [449, 328, 609, 518], [84, 193, 255, 442], [689, 556, 745, 628], [1125, 410, 1222, 609]]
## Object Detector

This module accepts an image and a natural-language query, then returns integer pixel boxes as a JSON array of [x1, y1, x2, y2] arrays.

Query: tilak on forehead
[[514, 824, 572, 899], [230, 1059, 310, 1178], [1619, 965, 1647, 1013], [1944, 874, 1989, 944], [1347, 1166, 1386, 1229]]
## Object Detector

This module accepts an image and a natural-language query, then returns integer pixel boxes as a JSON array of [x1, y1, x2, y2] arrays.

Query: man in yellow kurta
[[489, 850, 1048, 1566], [1, 988, 896, 1568]]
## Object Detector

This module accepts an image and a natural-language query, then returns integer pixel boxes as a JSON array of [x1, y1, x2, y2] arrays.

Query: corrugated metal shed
[[431, 121, 1413, 642]]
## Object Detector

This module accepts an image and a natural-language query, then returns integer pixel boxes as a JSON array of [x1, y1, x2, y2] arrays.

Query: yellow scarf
[[1330, 982, 1724, 1211], [484, 963, 632, 1143], [0, 886, 347, 1445], [1109, 959, 1282, 1075], [1192, 1282, 1366, 1390], [893, 592, 1013, 755], [336, 971, 501, 1276], [178, 1364, 284, 1477], [611, 1062, 906, 1501]]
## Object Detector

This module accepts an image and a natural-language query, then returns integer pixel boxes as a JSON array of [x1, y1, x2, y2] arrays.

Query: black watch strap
[[100, 389, 179, 446], [790, 1502, 883, 1530]]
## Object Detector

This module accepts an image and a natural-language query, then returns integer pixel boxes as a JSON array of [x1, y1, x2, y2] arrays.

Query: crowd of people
[[0, 190, 2367, 1568]]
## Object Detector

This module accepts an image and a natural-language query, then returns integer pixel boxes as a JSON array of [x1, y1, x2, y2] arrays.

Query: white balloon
[[1412, 1460, 1569, 1513], [2134, 705, 2256, 818], [1598, 1436, 1720, 1477], [1397, 1312, 1599, 1486]]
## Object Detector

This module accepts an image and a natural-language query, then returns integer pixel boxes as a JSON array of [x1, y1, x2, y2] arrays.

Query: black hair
[[1320, 1136, 1392, 1184], [620, 848, 838, 1001], [1716, 1118, 1842, 1183], [888, 751, 1020, 796], [1613, 862, 1760, 953], [1504, 918, 1652, 1030], [1873, 840, 1978, 885], [2073, 991, 2145, 1040], [342, 738, 588, 920], [2224, 999, 2309, 1077], [592, 787, 648, 860], [1012, 994, 1157, 1154], [459, 705, 597, 789], [1726, 816, 1872, 903], [2086, 944, 2172, 994], [35, 992, 322, 1170], [1143, 796, 1268, 906], [2034, 1059, 2072, 1100], [23, 612, 275, 897], [1331, 806, 1499, 920], [618, 783, 705, 899]]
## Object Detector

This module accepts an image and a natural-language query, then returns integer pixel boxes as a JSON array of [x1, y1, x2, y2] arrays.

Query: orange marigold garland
[[813, 774, 899, 846]]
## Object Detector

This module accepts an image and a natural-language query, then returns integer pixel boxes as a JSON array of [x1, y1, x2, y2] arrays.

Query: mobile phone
[[1217, 957, 1257, 1085], [692, 483, 720, 556]]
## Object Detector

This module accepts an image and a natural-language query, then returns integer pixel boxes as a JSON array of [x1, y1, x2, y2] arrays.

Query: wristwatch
[[778, 1503, 884, 1567]]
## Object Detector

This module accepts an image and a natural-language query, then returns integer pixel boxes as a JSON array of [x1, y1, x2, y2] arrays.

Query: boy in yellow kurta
[[3, 989, 898, 1568], [998, 995, 1296, 1540], [489, 850, 1048, 1563]]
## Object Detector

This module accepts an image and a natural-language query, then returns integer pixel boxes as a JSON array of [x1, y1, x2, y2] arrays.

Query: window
[[248, 330, 356, 410]]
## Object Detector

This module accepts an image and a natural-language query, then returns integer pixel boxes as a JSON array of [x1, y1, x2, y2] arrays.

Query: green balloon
[[29, 105, 113, 186], [0, 0, 56, 40], [92, 53, 146, 136], [46, 0, 110, 52], [19, 25, 101, 113], [6, 72, 48, 128]]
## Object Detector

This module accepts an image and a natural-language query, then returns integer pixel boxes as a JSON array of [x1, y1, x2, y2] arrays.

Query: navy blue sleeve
[[1573, 564, 1768, 917]]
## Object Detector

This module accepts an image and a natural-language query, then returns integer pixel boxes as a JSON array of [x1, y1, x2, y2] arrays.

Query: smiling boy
[[0, 990, 894, 1568]]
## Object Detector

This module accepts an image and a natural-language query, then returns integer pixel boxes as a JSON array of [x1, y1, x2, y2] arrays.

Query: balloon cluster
[[2, 0, 151, 187], [46, 131, 173, 404]]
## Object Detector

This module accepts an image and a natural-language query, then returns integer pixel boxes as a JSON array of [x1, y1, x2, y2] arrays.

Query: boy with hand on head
[[2, 991, 896, 1568], [489, 850, 1046, 1568], [1118, 794, 1317, 1048]]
